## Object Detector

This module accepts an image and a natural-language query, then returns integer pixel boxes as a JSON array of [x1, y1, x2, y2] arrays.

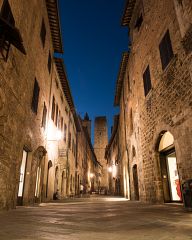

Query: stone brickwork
[[0, 0, 54, 209], [116, 0, 192, 203], [94, 116, 108, 188]]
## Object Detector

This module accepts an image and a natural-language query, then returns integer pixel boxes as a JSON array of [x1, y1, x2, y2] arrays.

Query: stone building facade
[[76, 114, 102, 194], [94, 116, 108, 189], [105, 115, 122, 196], [0, 0, 101, 210], [114, 0, 192, 203], [0, 0, 63, 209]]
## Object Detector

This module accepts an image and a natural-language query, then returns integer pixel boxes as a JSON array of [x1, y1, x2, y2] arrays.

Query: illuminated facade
[[0, 0, 100, 210], [105, 115, 122, 196], [113, 0, 192, 202]]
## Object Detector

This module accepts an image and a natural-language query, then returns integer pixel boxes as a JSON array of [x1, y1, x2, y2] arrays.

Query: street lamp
[[90, 173, 94, 178]]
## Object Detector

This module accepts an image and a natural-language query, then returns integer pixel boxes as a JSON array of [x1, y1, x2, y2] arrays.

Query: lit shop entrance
[[158, 131, 182, 202]]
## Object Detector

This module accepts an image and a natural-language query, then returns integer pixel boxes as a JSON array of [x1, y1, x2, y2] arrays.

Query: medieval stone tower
[[82, 112, 91, 138], [94, 116, 108, 189]]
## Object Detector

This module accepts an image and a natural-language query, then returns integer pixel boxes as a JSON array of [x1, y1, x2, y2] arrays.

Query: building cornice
[[54, 57, 75, 111], [121, 0, 136, 27], [114, 52, 129, 107], [46, 0, 63, 53]]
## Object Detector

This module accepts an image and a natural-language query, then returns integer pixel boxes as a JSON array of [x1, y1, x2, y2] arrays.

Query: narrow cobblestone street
[[0, 196, 192, 240]]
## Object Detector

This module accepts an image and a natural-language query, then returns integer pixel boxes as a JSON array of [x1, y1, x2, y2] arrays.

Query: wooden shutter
[[31, 79, 40, 114], [159, 30, 174, 70], [143, 65, 152, 96], [40, 19, 46, 47], [41, 102, 47, 128]]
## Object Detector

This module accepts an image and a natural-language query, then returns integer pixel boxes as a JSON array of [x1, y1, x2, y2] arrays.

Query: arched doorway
[[158, 131, 182, 202], [61, 171, 65, 196], [54, 166, 59, 194], [46, 160, 53, 198], [17, 149, 28, 205], [132, 164, 139, 200], [33, 146, 47, 203]]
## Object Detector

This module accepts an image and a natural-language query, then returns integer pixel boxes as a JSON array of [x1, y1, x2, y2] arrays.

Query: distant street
[[0, 196, 191, 240]]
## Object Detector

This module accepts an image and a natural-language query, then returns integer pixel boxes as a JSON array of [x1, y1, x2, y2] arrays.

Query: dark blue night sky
[[58, 0, 128, 142]]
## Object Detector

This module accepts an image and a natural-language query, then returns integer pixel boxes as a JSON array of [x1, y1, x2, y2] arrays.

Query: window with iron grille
[[51, 96, 55, 121], [159, 30, 174, 70], [41, 102, 47, 129], [40, 19, 46, 48], [143, 65, 152, 96], [31, 78, 40, 114], [48, 51, 51, 74]]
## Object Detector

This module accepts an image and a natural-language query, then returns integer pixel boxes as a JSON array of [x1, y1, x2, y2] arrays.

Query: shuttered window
[[143, 65, 152, 96], [159, 30, 174, 70], [68, 132, 71, 149], [41, 102, 47, 129], [31, 79, 40, 114], [64, 124, 67, 142], [61, 117, 63, 131], [48, 51, 51, 73], [1, 0, 15, 25], [51, 96, 55, 121], [40, 19, 46, 48]]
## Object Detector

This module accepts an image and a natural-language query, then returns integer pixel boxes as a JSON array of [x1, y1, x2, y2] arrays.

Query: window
[[55, 104, 58, 126], [1, 0, 15, 25], [51, 96, 55, 121], [0, 0, 14, 60], [47, 51, 51, 74], [68, 132, 71, 149], [159, 30, 174, 70], [40, 19, 46, 48], [135, 14, 143, 31], [41, 102, 47, 129], [60, 94, 64, 103], [31, 78, 40, 114], [55, 80, 59, 88], [61, 117, 63, 131], [64, 124, 67, 142], [57, 110, 60, 128], [143, 65, 152, 96]]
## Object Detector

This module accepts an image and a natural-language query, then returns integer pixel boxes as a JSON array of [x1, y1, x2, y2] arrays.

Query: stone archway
[[46, 160, 53, 198], [31, 146, 47, 203], [158, 131, 182, 202]]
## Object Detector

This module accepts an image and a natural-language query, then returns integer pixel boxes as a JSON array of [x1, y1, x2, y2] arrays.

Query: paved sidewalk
[[0, 196, 191, 240]]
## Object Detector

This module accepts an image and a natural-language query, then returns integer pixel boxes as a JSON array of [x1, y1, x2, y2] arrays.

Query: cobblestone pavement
[[0, 196, 192, 240]]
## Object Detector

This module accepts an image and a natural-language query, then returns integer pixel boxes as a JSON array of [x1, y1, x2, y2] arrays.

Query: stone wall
[[119, 0, 192, 202], [94, 116, 108, 188]]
